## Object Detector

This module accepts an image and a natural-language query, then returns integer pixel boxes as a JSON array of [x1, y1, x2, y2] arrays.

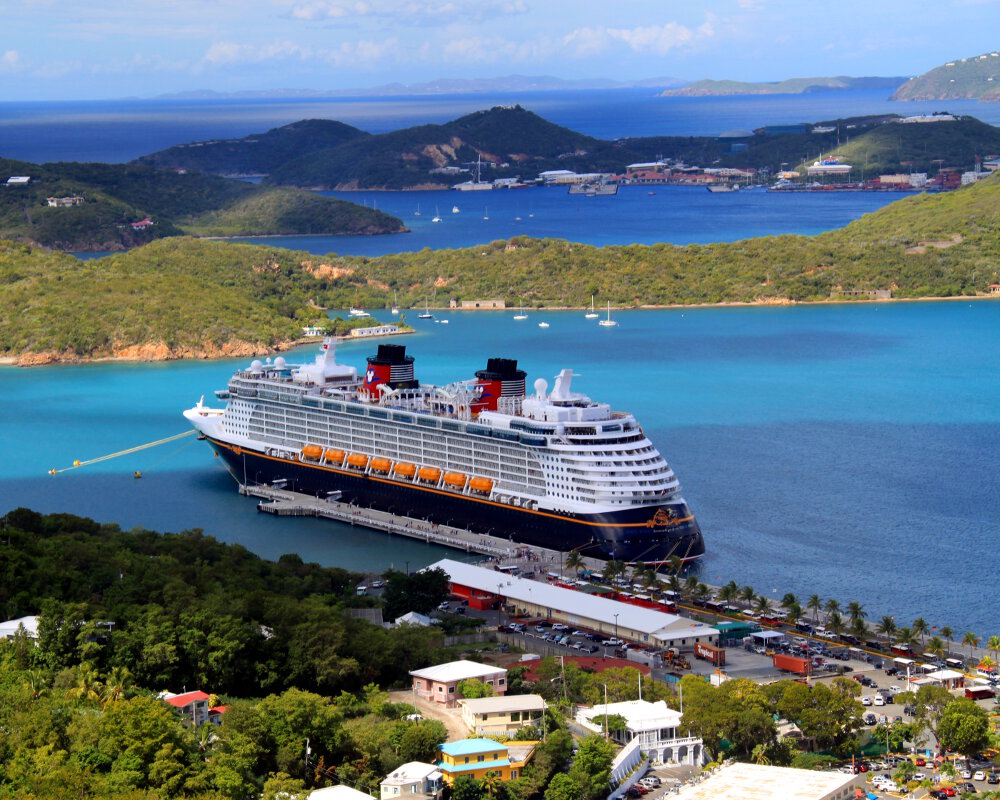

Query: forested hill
[[0, 158, 404, 250], [892, 51, 1000, 101], [139, 105, 603, 189], [2, 173, 999, 364], [136, 118, 370, 175]]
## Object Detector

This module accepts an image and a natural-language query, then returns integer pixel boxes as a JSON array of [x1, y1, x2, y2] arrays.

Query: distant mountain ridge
[[892, 51, 1000, 101], [155, 74, 687, 100], [663, 76, 907, 97]]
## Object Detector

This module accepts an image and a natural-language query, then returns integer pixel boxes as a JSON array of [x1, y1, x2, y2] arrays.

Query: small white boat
[[585, 294, 599, 319], [538, 321, 549, 329], [418, 300, 433, 319], [432, 206, 442, 223], [599, 301, 618, 328], [513, 301, 527, 321], [349, 307, 369, 318], [440, 319, 449, 324], [452, 205, 460, 214], [483, 207, 489, 220], [391, 290, 399, 315]]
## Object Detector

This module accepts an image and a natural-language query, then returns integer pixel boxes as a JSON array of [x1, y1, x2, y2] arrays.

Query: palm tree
[[986, 635, 1000, 665], [693, 582, 711, 606], [962, 631, 981, 659], [850, 616, 867, 642], [781, 592, 798, 611], [877, 616, 897, 650], [739, 585, 756, 610], [755, 595, 773, 617], [847, 601, 867, 627], [718, 581, 739, 607], [683, 575, 700, 599], [911, 617, 929, 647], [927, 636, 945, 660], [784, 601, 802, 628], [940, 626, 954, 656], [896, 626, 916, 652], [66, 662, 103, 703], [807, 594, 822, 625], [101, 665, 133, 707], [565, 550, 585, 577], [666, 573, 682, 597], [824, 598, 841, 617], [667, 555, 683, 576], [827, 611, 844, 639]]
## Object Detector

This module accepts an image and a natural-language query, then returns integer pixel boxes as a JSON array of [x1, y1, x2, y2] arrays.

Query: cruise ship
[[184, 342, 705, 564]]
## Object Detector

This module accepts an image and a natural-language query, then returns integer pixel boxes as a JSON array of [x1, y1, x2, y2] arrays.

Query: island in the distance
[[661, 76, 906, 97]]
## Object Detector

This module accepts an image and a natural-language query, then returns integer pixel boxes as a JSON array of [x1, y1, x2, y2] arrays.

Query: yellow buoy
[[73, 460, 81, 467], [48, 469, 56, 475], [133, 471, 142, 479]]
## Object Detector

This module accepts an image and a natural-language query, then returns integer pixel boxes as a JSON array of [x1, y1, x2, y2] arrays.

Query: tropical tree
[[739, 585, 756, 610], [683, 575, 700, 599], [877, 616, 897, 649], [754, 595, 773, 617], [827, 611, 845, 640], [926, 636, 945, 660], [850, 616, 867, 642], [718, 581, 739, 607], [911, 617, 929, 646], [807, 595, 822, 625], [784, 601, 802, 628], [896, 627, 916, 652], [565, 550, 585, 577], [639, 566, 660, 590], [986, 635, 1000, 664], [692, 582, 711, 606], [940, 626, 954, 656], [962, 631, 981, 659], [667, 556, 683, 576], [847, 601, 867, 627], [66, 662, 103, 703], [824, 598, 841, 616], [781, 593, 798, 611]]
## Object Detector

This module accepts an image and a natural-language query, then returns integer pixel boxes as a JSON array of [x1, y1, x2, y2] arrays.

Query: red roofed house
[[161, 690, 212, 726]]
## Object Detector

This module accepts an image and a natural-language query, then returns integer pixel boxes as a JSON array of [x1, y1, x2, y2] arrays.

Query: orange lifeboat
[[443, 472, 467, 489], [417, 466, 442, 483], [324, 449, 345, 465], [346, 453, 369, 469], [394, 462, 417, 479], [370, 457, 392, 474], [469, 477, 493, 494], [301, 444, 323, 460]]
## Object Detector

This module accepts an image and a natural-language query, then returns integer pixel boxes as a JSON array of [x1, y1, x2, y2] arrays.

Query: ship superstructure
[[184, 341, 704, 563]]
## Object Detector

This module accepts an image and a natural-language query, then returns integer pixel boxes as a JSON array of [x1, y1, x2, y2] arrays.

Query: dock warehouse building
[[428, 559, 719, 648]]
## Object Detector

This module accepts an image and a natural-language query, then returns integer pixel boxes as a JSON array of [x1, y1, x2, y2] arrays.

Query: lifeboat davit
[[324, 449, 345, 465], [418, 466, 442, 483], [443, 472, 467, 489], [346, 453, 369, 469], [302, 444, 323, 460], [394, 462, 417, 479], [370, 458, 392, 474], [469, 477, 493, 494]]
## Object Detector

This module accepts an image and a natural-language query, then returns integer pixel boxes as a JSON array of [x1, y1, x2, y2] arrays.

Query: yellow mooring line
[[48, 430, 197, 475]]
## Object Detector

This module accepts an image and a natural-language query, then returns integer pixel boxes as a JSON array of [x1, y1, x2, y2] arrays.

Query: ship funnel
[[472, 357, 527, 413], [364, 344, 417, 396]]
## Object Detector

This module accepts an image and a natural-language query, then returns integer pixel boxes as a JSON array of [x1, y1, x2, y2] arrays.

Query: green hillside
[[3, 173, 999, 363], [794, 116, 1000, 176], [136, 118, 370, 174], [892, 51, 1000, 101], [0, 159, 404, 250]]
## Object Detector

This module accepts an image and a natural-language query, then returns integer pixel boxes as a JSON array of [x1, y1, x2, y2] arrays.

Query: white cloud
[[564, 18, 713, 58], [202, 40, 312, 66], [1, 50, 23, 72], [287, 0, 524, 24]]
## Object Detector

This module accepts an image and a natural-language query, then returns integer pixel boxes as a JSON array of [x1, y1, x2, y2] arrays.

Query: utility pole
[[604, 683, 609, 741]]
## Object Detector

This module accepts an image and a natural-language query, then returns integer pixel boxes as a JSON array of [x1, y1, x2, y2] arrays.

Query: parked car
[[974, 771, 987, 781], [987, 773, 999, 785], [862, 696, 872, 706], [639, 777, 661, 789]]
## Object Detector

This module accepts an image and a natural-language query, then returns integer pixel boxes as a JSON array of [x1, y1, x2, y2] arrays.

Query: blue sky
[[3, 0, 999, 100]]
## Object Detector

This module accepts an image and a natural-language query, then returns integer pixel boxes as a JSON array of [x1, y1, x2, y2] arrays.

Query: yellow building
[[435, 739, 534, 785]]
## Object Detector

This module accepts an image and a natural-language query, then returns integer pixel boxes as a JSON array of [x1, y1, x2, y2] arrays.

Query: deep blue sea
[[3, 303, 999, 635], [2, 89, 998, 636]]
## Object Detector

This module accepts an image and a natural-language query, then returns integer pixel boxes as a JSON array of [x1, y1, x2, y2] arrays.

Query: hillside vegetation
[[892, 51, 1000, 101], [0, 158, 404, 250], [136, 105, 999, 191], [2, 174, 999, 363]]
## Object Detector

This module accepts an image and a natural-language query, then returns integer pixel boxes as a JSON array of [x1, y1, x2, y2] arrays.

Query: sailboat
[[599, 301, 618, 328], [585, 295, 599, 319], [513, 302, 527, 321], [414, 204, 421, 216], [418, 300, 433, 319], [391, 290, 399, 315], [483, 206, 489, 221], [432, 207, 442, 223]]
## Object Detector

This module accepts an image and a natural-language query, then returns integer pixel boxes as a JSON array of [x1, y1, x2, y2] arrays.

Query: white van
[[873, 695, 885, 706]]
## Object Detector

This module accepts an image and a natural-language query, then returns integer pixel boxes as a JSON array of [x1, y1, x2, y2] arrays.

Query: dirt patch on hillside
[[906, 234, 963, 254], [389, 690, 467, 741]]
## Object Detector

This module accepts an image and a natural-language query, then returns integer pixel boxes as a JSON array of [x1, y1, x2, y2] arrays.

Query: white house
[[575, 699, 703, 766], [0, 616, 39, 641], [409, 660, 507, 707], [380, 761, 443, 800]]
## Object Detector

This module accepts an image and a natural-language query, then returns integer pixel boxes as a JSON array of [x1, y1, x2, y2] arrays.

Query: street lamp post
[[613, 613, 619, 642]]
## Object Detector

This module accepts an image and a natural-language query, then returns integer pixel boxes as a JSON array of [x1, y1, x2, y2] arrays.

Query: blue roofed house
[[435, 738, 535, 785]]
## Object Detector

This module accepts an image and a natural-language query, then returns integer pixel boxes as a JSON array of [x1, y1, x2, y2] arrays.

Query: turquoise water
[[3, 301, 998, 634]]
